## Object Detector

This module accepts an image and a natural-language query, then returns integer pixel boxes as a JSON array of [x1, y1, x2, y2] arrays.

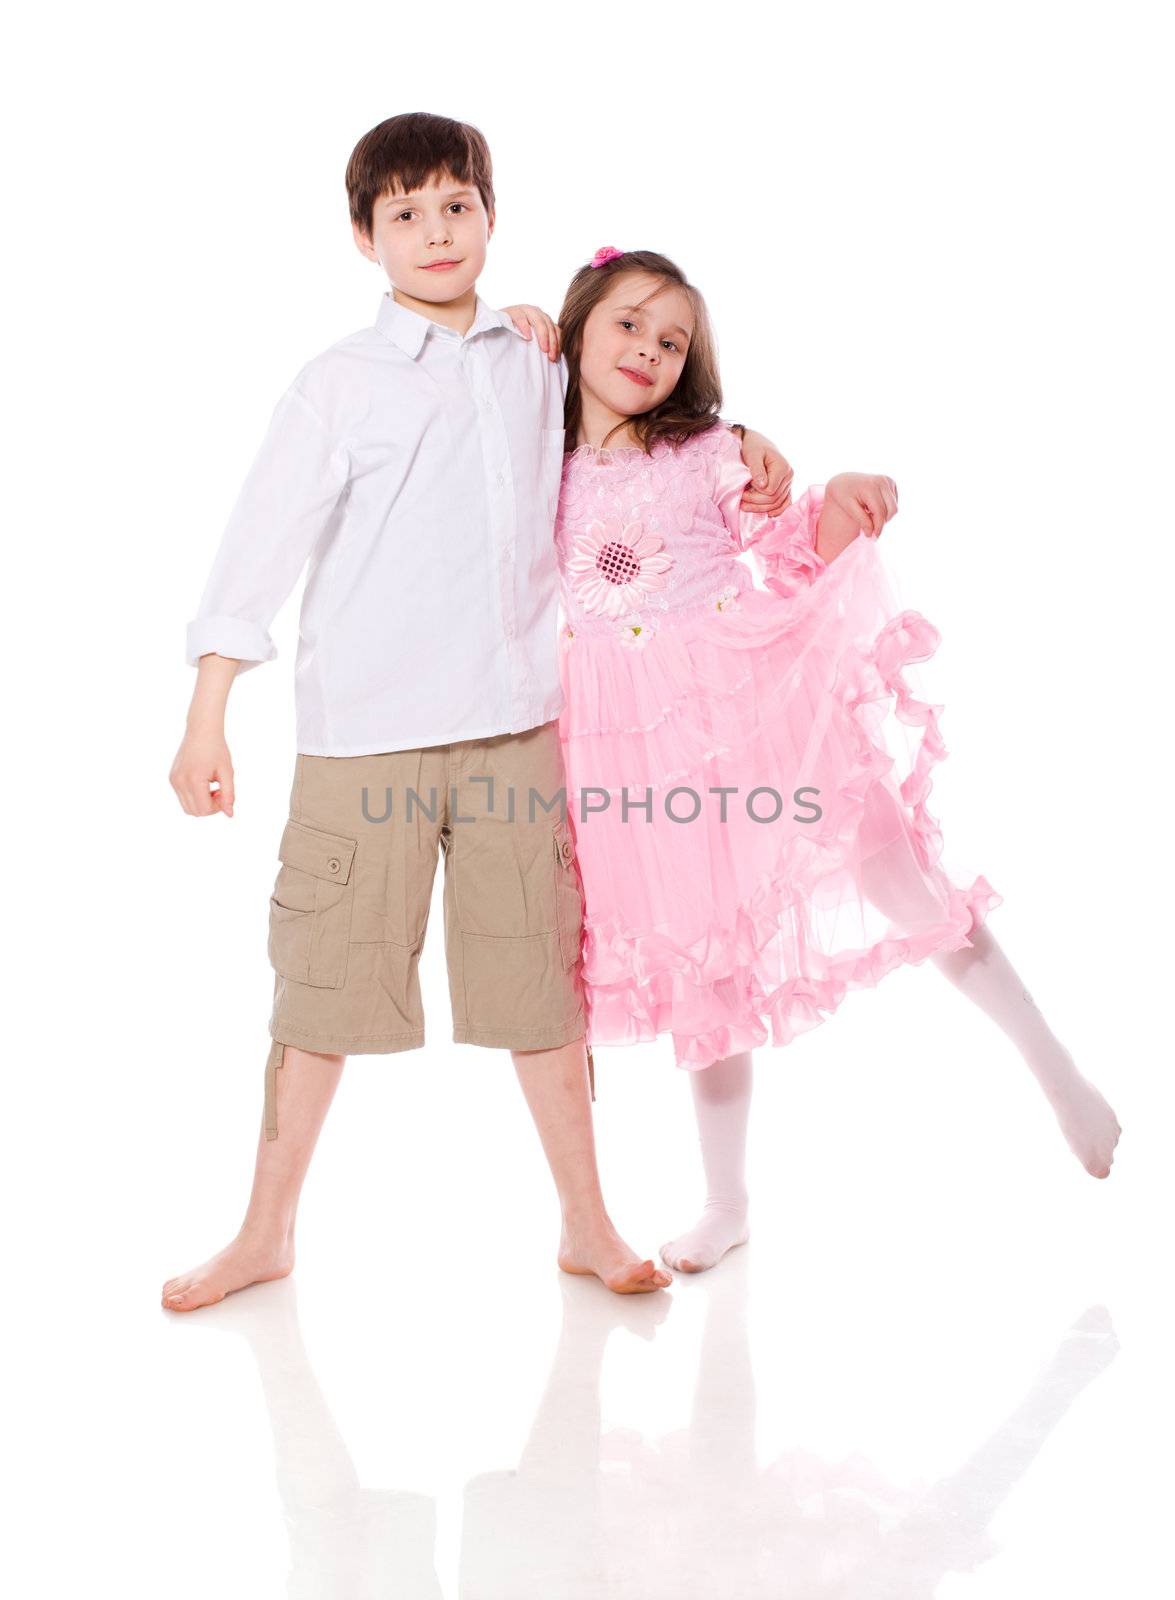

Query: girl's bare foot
[[558, 1214, 672, 1294], [660, 1201, 750, 1273], [161, 1229, 294, 1312]]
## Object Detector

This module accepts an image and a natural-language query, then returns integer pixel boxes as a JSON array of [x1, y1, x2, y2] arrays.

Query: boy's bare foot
[[660, 1201, 750, 1273], [161, 1229, 294, 1312], [558, 1214, 672, 1294]]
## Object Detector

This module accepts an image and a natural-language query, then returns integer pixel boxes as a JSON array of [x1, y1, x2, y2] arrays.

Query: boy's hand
[[736, 427, 794, 515], [170, 730, 236, 818], [826, 472, 899, 538], [501, 305, 562, 361]]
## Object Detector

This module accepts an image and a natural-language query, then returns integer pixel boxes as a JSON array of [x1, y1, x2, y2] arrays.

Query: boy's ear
[[351, 218, 378, 262], [487, 207, 495, 241]]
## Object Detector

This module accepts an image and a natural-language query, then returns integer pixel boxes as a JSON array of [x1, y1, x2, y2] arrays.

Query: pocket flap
[[277, 820, 357, 884], [552, 820, 575, 867]]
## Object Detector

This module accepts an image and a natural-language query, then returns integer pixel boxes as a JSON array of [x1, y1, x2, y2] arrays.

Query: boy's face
[[579, 272, 694, 419], [353, 170, 494, 304]]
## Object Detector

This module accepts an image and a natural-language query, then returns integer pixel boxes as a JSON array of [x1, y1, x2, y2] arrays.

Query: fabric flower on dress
[[564, 518, 674, 619], [617, 614, 654, 649], [709, 584, 742, 613]]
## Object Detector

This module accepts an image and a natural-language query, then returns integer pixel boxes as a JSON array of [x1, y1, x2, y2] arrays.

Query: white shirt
[[186, 292, 569, 755]]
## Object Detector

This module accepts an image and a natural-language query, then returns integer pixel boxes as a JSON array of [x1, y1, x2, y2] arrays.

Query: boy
[[162, 112, 791, 1311]]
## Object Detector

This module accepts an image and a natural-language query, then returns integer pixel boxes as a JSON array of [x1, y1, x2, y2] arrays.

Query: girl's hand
[[737, 427, 794, 515], [826, 472, 899, 538], [501, 304, 562, 360]]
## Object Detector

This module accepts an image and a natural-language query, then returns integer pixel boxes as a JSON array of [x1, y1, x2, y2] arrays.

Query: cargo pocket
[[268, 819, 358, 989], [552, 820, 584, 971]]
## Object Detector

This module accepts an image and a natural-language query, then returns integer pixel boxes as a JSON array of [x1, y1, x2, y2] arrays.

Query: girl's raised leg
[[660, 1050, 753, 1273], [860, 834, 1121, 1177]]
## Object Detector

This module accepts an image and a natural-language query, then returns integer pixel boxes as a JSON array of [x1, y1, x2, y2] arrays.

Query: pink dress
[[554, 424, 1002, 1069]]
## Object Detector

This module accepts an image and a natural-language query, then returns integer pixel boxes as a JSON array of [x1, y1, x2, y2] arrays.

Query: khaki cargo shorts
[[262, 718, 588, 1139]]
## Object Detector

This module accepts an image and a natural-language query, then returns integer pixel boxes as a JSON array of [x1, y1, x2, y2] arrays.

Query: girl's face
[[578, 271, 695, 421]]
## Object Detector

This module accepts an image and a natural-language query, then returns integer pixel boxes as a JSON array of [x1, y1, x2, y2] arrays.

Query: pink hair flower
[[589, 245, 624, 269]]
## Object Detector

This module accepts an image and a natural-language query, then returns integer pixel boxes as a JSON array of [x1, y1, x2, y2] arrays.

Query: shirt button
[[327, 857, 341, 874], [496, 470, 505, 486]]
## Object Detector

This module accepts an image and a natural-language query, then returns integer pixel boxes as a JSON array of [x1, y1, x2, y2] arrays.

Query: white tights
[[659, 840, 1122, 1274]]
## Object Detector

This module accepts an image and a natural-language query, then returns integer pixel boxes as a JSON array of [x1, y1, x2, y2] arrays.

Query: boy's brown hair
[[345, 112, 495, 238], [557, 250, 724, 454]]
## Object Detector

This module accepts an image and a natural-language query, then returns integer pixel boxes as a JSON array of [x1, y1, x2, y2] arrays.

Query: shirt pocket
[[267, 820, 358, 989]]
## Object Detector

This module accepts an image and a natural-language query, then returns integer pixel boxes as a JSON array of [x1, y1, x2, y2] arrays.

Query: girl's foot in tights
[[861, 833, 1122, 1179], [928, 921, 1122, 1178], [661, 1051, 752, 1273]]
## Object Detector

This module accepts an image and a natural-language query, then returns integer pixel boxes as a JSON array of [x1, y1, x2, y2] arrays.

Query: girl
[[553, 247, 1121, 1275]]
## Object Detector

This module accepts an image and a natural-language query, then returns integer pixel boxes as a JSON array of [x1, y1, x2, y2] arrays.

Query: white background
[[5, 2, 1172, 1595]]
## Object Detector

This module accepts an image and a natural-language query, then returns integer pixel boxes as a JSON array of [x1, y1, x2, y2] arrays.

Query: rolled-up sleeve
[[185, 383, 350, 672]]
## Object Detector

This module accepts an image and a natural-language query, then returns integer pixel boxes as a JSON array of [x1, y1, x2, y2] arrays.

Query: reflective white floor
[[13, 955, 1170, 1599]]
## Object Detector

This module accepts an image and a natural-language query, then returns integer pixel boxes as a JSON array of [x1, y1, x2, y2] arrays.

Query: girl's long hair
[[558, 250, 723, 454]]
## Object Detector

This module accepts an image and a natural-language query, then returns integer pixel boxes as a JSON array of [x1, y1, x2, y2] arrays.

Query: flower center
[[596, 541, 640, 586]]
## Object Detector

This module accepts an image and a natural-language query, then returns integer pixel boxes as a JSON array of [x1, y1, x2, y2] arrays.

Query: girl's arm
[[501, 304, 562, 361], [731, 425, 794, 515], [710, 428, 826, 598], [817, 472, 899, 563], [710, 431, 898, 597]]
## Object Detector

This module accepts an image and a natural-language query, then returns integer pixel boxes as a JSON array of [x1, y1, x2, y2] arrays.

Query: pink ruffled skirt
[[557, 534, 1002, 1068]]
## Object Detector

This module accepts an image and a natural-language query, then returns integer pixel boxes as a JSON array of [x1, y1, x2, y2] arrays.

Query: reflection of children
[[461, 1266, 1118, 1597], [553, 248, 1122, 1274]]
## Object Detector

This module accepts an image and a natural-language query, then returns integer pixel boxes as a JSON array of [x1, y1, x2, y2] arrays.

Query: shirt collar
[[374, 291, 527, 359]]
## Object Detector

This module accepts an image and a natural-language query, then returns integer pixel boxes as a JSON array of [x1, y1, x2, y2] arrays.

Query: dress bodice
[[553, 425, 827, 649], [554, 428, 753, 645]]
